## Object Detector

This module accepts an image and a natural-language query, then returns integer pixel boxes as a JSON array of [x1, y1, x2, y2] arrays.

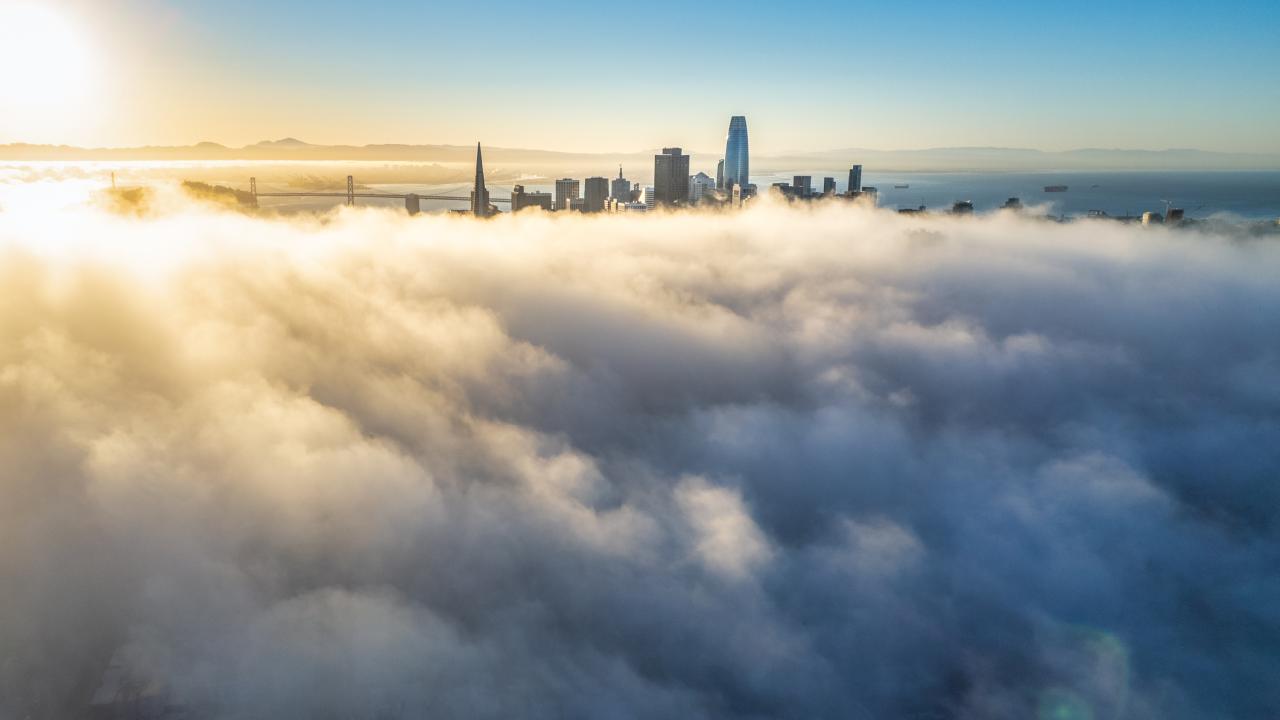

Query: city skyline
[[3, 0, 1279, 154]]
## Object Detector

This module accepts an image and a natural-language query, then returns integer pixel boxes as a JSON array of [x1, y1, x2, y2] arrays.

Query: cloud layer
[[1, 192, 1278, 719]]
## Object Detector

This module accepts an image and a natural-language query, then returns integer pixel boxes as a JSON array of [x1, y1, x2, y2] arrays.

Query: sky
[[1, 0, 1279, 154]]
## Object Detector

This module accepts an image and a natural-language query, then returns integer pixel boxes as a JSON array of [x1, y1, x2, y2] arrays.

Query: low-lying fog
[[1, 176, 1278, 719]]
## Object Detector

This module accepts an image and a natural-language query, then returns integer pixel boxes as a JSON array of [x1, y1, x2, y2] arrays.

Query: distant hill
[[250, 138, 313, 148], [1, 140, 1276, 173]]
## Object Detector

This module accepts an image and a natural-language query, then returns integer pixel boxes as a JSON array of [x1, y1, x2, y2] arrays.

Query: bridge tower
[[249, 177, 257, 198], [346, 176, 355, 206]]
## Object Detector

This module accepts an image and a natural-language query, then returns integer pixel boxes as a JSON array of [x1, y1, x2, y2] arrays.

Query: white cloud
[[0, 182, 1278, 719]]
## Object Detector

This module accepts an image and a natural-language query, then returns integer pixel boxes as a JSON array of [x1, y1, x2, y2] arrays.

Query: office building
[[584, 177, 609, 213], [512, 185, 553, 212], [555, 178, 580, 211], [848, 165, 863, 194], [716, 159, 725, 189], [793, 175, 812, 198], [653, 147, 690, 207], [823, 177, 837, 195], [723, 116, 749, 190], [689, 172, 716, 204], [470, 143, 491, 217], [611, 166, 631, 203], [644, 186, 655, 210]]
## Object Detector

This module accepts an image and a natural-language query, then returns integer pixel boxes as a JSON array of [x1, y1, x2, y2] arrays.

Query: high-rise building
[[584, 177, 609, 213], [611, 166, 631, 203], [848, 165, 863, 194], [689, 172, 716, 204], [653, 147, 690, 207], [554, 178, 580, 211], [512, 184, 553, 212], [716, 159, 725, 189], [644, 186, 655, 210], [723, 116, 749, 191], [823, 177, 837, 195], [470, 143, 491, 217], [793, 175, 812, 197]]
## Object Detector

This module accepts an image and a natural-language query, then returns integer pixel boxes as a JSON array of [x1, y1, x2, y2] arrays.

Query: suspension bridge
[[248, 175, 510, 214]]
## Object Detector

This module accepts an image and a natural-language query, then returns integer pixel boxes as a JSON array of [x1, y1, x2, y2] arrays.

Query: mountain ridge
[[2, 141, 1276, 172]]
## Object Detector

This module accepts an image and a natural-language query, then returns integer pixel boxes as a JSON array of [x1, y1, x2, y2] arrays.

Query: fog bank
[[1, 195, 1278, 719]]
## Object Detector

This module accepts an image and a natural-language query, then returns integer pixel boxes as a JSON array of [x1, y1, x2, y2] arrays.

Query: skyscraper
[[716, 159, 725, 189], [848, 165, 863, 194], [470, 143, 491, 217], [584, 177, 609, 213], [823, 177, 837, 195], [611, 166, 631, 203], [793, 175, 812, 197], [722, 116, 749, 191], [555, 178, 580, 211], [653, 147, 689, 207]]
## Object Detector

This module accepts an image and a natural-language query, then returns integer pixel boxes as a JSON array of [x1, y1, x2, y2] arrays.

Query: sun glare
[[0, 3, 94, 115]]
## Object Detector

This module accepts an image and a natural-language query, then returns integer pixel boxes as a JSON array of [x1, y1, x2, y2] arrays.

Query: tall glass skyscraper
[[722, 116, 749, 190]]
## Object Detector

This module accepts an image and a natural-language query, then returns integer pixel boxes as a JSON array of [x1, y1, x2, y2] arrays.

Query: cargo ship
[[1044, 185, 1068, 192], [894, 184, 910, 189]]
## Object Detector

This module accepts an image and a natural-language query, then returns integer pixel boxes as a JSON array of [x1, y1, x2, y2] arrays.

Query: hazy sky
[[2, 0, 1279, 153]]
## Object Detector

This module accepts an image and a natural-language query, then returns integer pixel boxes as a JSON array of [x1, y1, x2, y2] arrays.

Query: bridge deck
[[255, 192, 510, 203]]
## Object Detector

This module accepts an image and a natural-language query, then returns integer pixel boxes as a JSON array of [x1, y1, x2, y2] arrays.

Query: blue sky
[[12, 0, 1280, 152]]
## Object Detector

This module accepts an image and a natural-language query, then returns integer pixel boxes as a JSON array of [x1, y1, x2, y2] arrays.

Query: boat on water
[[894, 184, 910, 189], [1044, 185, 1068, 192]]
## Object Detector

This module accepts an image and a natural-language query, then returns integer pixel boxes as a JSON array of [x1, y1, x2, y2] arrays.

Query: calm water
[[754, 170, 1280, 219]]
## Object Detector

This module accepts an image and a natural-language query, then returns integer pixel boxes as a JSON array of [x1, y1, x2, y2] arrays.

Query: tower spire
[[471, 142, 490, 217]]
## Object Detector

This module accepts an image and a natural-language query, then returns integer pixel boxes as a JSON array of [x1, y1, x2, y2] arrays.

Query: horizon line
[[3, 139, 1279, 158]]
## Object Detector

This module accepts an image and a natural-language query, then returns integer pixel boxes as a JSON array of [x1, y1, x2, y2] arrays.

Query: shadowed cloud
[[1, 188, 1278, 719]]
